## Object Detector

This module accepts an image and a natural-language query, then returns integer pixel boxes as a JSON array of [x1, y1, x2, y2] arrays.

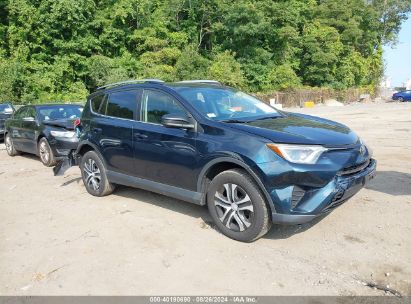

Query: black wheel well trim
[[197, 157, 276, 212], [76, 140, 108, 167], [37, 134, 46, 142]]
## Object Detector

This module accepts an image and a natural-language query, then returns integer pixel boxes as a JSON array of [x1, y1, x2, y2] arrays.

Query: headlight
[[267, 143, 328, 164], [50, 130, 75, 138]]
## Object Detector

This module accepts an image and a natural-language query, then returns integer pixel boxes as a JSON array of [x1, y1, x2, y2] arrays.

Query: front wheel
[[5, 133, 20, 156], [207, 169, 271, 242], [38, 138, 56, 167], [398, 97, 404, 102], [80, 151, 115, 196]]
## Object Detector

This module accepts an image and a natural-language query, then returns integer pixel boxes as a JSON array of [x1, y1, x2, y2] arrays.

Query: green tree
[[0, 0, 410, 102], [208, 51, 245, 87]]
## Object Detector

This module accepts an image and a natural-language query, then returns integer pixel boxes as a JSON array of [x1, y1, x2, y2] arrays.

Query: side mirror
[[161, 114, 195, 129], [23, 117, 35, 122]]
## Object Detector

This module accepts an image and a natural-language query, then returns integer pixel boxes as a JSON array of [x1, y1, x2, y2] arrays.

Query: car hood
[[226, 112, 358, 146], [43, 119, 75, 130]]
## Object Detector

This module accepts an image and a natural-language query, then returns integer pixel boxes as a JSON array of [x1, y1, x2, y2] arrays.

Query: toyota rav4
[[59, 79, 376, 242]]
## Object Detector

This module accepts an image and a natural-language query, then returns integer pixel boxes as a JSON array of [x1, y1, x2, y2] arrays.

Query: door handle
[[93, 128, 102, 134], [134, 133, 148, 139]]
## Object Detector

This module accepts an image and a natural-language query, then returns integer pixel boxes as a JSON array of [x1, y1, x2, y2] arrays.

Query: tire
[[38, 138, 57, 167], [398, 97, 404, 102], [207, 169, 271, 242], [80, 150, 115, 196], [5, 133, 20, 156]]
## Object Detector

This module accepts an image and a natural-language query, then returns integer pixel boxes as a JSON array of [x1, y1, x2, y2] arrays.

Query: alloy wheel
[[5, 135, 12, 154], [214, 183, 254, 232], [83, 158, 101, 191], [39, 141, 49, 163]]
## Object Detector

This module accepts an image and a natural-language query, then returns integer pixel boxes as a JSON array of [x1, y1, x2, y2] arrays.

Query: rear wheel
[[80, 150, 115, 196], [207, 169, 271, 242], [5, 133, 20, 156], [38, 138, 56, 167]]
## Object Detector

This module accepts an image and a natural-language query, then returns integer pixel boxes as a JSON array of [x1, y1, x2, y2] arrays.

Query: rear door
[[91, 89, 141, 176], [7, 106, 27, 150], [132, 88, 199, 191]]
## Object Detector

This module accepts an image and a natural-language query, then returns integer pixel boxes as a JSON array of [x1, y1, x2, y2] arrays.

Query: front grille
[[338, 159, 371, 176], [323, 198, 347, 213]]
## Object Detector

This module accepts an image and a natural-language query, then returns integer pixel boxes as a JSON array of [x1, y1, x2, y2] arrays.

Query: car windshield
[[38, 105, 83, 122], [0, 104, 13, 113], [174, 86, 279, 121]]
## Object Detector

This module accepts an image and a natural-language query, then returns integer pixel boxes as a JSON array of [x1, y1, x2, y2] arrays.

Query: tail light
[[74, 118, 81, 138]]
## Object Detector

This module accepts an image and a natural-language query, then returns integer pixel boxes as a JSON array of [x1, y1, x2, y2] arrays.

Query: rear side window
[[106, 91, 138, 120], [91, 94, 105, 114]]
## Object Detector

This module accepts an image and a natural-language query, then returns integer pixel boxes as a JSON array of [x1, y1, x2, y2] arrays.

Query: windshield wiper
[[252, 115, 282, 121], [220, 119, 247, 123]]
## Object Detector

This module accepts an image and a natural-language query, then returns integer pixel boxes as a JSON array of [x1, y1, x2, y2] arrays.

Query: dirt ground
[[0, 101, 410, 296]]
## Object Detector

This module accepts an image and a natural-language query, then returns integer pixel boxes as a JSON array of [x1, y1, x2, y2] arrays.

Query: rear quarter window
[[91, 94, 106, 114]]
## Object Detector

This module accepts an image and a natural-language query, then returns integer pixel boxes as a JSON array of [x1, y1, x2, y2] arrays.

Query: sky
[[383, 17, 411, 87]]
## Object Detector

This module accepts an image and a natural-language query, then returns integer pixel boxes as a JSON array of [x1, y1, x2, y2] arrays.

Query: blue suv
[[68, 79, 376, 242]]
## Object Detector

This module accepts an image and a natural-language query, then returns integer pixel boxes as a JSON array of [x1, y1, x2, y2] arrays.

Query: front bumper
[[49, 137, 79, 159], [269, 159, 377, 225]]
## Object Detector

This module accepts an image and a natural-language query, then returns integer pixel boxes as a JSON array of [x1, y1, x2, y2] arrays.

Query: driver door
[[132, 89, 199, 191]]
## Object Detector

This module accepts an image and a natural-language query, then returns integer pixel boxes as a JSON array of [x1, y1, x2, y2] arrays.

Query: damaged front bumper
[[269, 159, 377, 225], [53, 151, 79, 176]]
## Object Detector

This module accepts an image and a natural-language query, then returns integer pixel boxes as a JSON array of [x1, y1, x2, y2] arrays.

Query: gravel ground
[[0, 101, 410, 296]]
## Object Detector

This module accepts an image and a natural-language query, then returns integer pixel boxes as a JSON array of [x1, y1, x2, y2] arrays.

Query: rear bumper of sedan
[[265, 159, 377, 225]]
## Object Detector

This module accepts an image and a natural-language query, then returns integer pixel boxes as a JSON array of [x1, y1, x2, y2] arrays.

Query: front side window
[[141, 90, 186, 124], [25, 107, 36, 119], [105, 90, 137, 119], [174, 86, 279, 121]]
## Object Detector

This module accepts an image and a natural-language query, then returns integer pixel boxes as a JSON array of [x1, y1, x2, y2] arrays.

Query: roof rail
[[96, 79, 164, 90], [177, 80, 222, 85]]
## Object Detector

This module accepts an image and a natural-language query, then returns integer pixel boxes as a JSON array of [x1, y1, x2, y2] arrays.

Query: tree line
[[0, 0, 410, 103]]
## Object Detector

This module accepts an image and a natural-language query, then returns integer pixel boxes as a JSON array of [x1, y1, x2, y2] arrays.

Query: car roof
[[33, 103, 84, 108], [88, 80, 232, 99]]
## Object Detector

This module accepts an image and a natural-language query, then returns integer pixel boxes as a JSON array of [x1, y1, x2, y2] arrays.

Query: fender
[[197, 156, 276, 212], [75, 139, 109, 167]]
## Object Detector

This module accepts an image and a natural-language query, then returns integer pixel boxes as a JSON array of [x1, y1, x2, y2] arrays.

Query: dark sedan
[[4, 104, 83, 166], [0, 103, 15, 140]]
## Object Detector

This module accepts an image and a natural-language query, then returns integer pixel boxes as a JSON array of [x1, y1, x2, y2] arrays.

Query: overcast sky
[[383, 17, 411, 87]]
